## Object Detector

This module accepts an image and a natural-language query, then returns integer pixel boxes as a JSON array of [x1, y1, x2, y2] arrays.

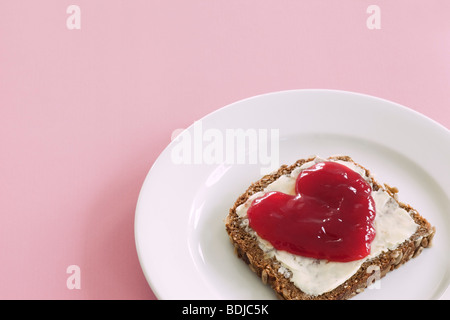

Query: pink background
[[1, 1, 449, 299]]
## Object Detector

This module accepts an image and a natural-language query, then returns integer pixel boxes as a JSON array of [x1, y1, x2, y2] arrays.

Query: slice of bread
[[225, 155, 435, 300]]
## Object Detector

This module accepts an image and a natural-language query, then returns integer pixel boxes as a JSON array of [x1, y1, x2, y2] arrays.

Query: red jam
[[247, 161, 376, 262]]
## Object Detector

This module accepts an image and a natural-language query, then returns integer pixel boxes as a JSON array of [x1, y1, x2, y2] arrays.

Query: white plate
[[135, 89, 450, 300]]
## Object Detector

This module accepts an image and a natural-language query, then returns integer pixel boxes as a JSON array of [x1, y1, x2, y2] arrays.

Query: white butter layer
[[236, 156, 418, 296]]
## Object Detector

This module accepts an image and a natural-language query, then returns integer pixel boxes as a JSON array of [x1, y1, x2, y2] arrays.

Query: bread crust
[[225, 156, 436, 300]]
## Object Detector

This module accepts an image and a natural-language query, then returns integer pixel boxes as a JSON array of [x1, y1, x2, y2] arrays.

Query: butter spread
[[235, 156, 418, 296]]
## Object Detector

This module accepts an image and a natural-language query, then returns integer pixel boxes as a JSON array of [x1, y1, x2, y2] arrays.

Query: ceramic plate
[[135, 90, 450, 300]]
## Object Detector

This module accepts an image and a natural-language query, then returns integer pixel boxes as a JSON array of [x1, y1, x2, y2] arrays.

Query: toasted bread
[[225, 156, 435, 300]]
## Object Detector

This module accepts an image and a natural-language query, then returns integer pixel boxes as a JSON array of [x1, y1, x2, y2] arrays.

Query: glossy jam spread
[[247, 161, 376, 262]]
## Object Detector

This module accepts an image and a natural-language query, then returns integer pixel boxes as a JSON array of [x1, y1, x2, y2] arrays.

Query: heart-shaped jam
[[247, 161, 376, 262]]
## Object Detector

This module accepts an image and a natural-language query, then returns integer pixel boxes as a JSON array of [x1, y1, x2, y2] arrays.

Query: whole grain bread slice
[[225, 156, 435, 300]]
